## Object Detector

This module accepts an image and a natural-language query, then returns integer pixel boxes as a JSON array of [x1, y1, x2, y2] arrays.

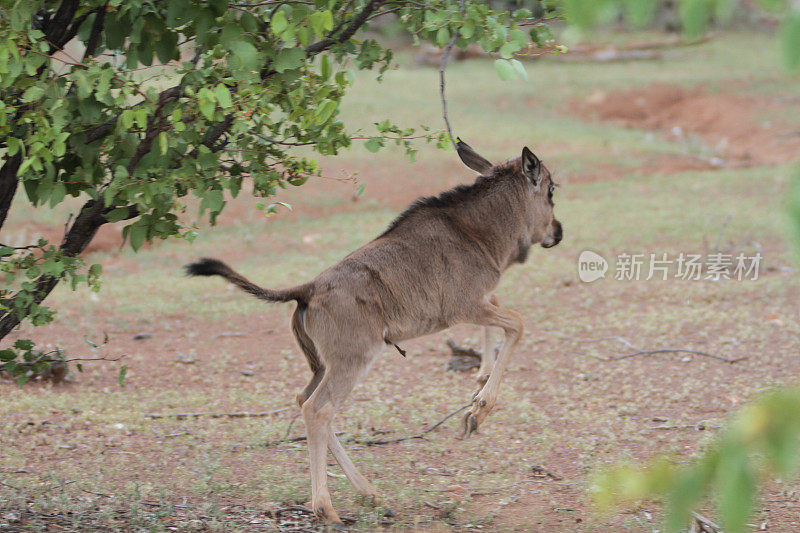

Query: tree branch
[[44, 0, 80, 50], [82, 3, 107, 61], [439, 0, 465, 151], [305, 0, 384, 55], [0, 154, 22, 231]]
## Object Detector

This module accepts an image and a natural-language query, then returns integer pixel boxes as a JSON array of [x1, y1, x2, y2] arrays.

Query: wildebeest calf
[[185, 140, 562, 526]]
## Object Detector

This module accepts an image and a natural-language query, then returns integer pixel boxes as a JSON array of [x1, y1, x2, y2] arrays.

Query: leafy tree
[[0, 0, 562, 382]]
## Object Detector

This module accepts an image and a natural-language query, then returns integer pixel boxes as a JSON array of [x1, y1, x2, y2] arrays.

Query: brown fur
[[185, 143, 562, 525]]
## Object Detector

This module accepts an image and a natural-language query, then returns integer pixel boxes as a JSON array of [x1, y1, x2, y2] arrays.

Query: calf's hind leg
[[291, 307, 379, 503], [301, 345, 380, 525]]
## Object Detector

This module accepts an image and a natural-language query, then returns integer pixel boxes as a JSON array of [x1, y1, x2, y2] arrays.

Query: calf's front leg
[[462, 301, 523, 438]]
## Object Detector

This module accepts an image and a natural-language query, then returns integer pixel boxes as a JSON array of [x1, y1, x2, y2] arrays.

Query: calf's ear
[[456, 138, 493, 175], [521, 146, 542, 190]]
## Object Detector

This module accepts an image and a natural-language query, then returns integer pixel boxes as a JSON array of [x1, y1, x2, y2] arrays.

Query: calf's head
[[456, 140, 562, 249], [519, 146, 562, 248]]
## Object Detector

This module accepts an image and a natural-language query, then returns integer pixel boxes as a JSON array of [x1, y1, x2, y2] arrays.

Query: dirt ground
[[573, 83, 800, 168], [3, 42, 800, 531]]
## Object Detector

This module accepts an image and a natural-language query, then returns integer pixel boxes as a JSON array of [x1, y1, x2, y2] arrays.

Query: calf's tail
[[184, 257, 311, 303]]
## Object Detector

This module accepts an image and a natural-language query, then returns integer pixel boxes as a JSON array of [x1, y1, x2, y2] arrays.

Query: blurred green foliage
[[591, 389, 800, 532], [582, 1, 800, 531]]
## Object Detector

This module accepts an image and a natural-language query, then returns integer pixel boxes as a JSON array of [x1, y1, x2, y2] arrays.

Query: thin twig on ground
[[351, 404, 471, 446], [425, 477, 578, 496], [648, 423, 720, 431], [161, 431, 192, 438], [691, 511, 722, 533], [0, 479, 22, 491], [145, 407, 289, 420], [561, 335, 746, 364], [604, 349, 746, 364], [531, 464, 562, 480]]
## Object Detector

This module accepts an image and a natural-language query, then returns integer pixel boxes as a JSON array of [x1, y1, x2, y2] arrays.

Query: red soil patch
[[575, 83, 800, 167]]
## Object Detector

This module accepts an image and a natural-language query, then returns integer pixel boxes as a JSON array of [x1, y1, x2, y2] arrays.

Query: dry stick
[[648, 423, 720, 431], [352, 404, 471, 446], [0, 479, 22, 491], [562, 335, 745, 364], [145, 407, 289, 420], [424, 477, 577, 496], [439, 0, 466, 151], [264, 405, 471, 447], [606, 349, 746, 364], [445, 339, 482, 359], [691, 511, 722, 533], [264, 431, 346, 447]]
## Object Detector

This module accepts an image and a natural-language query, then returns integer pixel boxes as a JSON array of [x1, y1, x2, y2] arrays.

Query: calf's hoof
[[460, 412, 479, 439]]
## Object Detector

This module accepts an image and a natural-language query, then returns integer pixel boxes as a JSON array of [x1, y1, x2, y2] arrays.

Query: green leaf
[[781, 14, 800, 71], [157, 131, 168, 155], [215, 83, 233, 109], [320, 54, 332, 79], [271, 10, 288, 36], [240, 12, 259, 34], [460, 20, 475, 39], [622, 0, 657, 29], [436, 26, 451, 46], [135, 108, 148, 130], [274, 47, 305, 73], [364, 138, 383, 152], [680, 0, 711, 40], [229, 40, 259, 72], [310, 11, 331, 37], [14, 339, 34, 351], [155, 31, 178, 63], [128, 223, 147, 251], [717, 443, 755, 533], [201, 189, 225, 213], [494, 59, 516, 81], [49, 181, 66, 207], [198, 88, 216, 120], [21, 85, 45, 102], [118, 364, 128, 387], [499, 41, 521, 59], [510, 59, 528, 81], [316, 99, 337, 124], [0, 349, 16, 362], [105, 207, 131, 223]]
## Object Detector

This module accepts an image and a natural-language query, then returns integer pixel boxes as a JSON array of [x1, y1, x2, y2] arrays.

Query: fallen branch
[[145, 407, 289, 420]]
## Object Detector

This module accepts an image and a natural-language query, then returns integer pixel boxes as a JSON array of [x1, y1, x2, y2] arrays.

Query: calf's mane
[[378, 159, 522, 239]]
